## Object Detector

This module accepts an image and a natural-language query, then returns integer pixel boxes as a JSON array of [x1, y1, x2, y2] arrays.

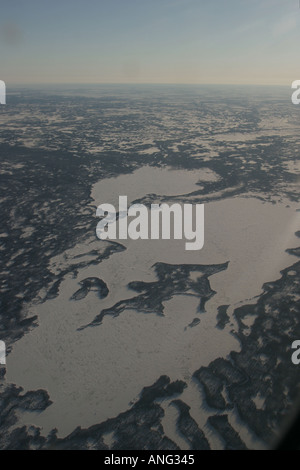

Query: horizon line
[[6, 82, 291, 88]]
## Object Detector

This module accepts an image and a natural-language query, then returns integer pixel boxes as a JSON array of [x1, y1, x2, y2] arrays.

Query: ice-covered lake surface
[[1, 85, 300, 450], [6, 165, 300, 443]]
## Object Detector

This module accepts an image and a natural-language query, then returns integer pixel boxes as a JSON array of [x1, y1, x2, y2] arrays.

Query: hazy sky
[[0, 0, 299, 85]]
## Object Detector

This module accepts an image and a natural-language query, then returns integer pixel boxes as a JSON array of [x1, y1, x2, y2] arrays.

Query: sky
[[0, 0, 299, 86]]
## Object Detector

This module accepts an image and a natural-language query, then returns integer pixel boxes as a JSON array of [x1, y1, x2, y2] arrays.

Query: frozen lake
[[6, 166, 300, 439]]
